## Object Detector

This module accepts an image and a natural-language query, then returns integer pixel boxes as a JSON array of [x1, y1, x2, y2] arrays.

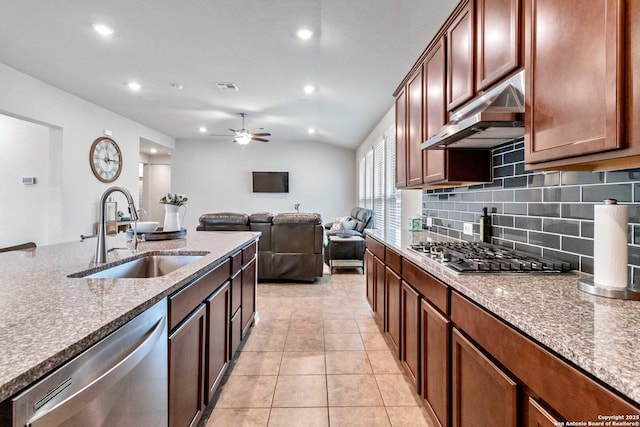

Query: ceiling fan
[[212, 113, 271, 145]]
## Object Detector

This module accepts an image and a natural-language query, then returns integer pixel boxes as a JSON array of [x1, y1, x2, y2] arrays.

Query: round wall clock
[[89, 137, 122, 183]]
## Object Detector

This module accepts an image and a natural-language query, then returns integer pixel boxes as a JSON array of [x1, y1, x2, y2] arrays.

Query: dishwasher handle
[[27, 315, 166, 427]]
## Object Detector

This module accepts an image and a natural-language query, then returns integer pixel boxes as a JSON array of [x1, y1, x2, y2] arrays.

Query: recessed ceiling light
[[127, 82, 141, 91], [304, 85, 315, 94], [93, 23, 114, 37], [150, 148, 157, 154], [170, 83, 184, 90], [308, 128, 316, 135], [199, 126, 207, 133], [297, 28, 313, 40]]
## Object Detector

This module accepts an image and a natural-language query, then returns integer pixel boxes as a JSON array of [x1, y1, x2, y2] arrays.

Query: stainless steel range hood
[[421, 71, 525, 150]]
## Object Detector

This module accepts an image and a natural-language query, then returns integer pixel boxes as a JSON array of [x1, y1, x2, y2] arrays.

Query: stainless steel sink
[[70, 252, 208, 279]]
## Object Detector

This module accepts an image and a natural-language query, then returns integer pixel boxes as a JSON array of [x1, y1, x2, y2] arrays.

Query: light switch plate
[[463, 222, 473, 236]]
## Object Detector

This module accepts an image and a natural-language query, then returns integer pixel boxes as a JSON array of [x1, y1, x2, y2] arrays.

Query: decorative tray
[[125, 228, 187, 241]]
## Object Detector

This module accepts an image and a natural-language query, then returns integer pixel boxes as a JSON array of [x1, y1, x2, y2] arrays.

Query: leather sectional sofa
[[197, 212, 324, 282]]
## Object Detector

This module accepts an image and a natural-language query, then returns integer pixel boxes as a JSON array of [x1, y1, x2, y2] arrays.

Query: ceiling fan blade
[[251, 132, 271, 137], [251, 137, 269, 142], [229, 128, 238, 133]]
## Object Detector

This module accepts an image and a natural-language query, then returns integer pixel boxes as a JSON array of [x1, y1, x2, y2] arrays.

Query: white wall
[[0, 63, 175, 244], [172, 139, 356, 229]]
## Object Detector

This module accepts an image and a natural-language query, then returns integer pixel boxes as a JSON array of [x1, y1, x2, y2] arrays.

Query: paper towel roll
[[594, 201, 628, 289]]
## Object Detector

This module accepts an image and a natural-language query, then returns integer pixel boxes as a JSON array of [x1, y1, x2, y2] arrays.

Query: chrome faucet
[[96, 187, 139, 263]]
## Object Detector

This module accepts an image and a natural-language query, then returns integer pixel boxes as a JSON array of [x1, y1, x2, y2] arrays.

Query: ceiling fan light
[[236, 133, 252, 145]]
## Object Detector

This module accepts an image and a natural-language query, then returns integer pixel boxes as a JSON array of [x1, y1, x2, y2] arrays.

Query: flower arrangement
[[159, 193, 188, 206]]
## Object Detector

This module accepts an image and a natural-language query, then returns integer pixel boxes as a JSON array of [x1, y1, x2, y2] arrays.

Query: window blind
[[373, 138, 385, 231]]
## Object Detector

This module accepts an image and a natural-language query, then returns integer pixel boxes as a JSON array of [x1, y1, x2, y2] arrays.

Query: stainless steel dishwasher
[[9, 299, 168, 427]]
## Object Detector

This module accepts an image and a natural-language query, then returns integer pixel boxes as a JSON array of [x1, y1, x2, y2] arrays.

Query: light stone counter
[[0, 231, 259, 402], [367, 229, 640, 405]]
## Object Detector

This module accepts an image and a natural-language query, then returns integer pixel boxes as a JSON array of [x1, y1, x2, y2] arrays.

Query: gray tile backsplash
[[422, 139, 640, 284]]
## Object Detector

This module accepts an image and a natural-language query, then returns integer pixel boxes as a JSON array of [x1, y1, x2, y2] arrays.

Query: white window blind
[[365, 149, 374, 210], [385, 128, 401, 245], [356, 124, 402, 244], [373, 138, 385, 231], [358, 156, 366, 208]]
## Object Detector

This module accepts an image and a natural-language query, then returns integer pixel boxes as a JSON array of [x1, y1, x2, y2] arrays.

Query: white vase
[[163, 205, 185, 232]]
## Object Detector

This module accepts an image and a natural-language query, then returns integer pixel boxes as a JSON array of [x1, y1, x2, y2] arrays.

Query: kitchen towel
[[594, 201, 628, 289]]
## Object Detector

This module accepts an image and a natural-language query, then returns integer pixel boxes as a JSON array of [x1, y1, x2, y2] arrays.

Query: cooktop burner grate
[[408, 241, 572, 273]]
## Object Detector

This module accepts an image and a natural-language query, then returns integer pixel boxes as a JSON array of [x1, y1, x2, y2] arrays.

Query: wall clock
[[89, 137, 122, 183]]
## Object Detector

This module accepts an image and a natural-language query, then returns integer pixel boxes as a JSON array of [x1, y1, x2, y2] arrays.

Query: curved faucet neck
[[96, 186, 139, 264]]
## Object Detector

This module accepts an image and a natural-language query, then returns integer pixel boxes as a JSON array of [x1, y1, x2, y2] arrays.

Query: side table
[[327, 235, 365, 274]]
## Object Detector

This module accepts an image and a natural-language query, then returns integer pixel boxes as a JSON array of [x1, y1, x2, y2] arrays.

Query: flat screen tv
[[252, 171, 289, 193]]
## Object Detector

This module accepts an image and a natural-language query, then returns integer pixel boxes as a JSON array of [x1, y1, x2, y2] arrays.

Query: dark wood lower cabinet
[[421, 299, 451, 427], [229, 309, 242, 359], [401, 281, 421, 391], [385, 267, 401, 352], [452, 328, 517, 427], [205, 282, 230, 404], [169, 304, 206, 427]]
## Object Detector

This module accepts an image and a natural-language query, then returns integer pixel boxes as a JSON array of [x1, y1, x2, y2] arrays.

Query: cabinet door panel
[[169, 304, 206, 427], [525, 0, 622, 163], [401, 281, 420, 390], [422, 300, 451, 427], [528, 397, 562, 427], [447, 1, 475, 110], [374, 256, 385, 327], [365, 249, 375, 309], [476, 0, 520, 90], [241, 258, 256, 337], [423, 38, 447, 183], [407, 66, 424, 186], [395, 89, 407, 188], [205, 282, 230, 404], [386, 267, 401, 353], [452, 328, 517, 427]]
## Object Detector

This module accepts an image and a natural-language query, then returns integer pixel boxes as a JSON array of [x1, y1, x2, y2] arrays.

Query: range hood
[[421, 71, 525, 150]]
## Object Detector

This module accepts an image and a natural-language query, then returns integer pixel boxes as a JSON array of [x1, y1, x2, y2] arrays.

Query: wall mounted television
[[252, 171, 289, 193]]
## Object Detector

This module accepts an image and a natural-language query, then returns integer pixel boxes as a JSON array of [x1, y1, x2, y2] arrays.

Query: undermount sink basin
[[70, 252, 208, 279]]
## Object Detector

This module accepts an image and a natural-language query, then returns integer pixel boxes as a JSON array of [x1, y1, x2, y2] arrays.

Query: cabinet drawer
[[231, 251, 242, 275], [365, 235, 385, 261], [242, 241, 257, 266], [169, 259, 230, 331], [385, 247, 401, 275], [450, 291, 639, 420], [401, 259, 449, 314]]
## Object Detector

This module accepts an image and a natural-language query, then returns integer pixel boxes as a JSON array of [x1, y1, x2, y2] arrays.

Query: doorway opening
[[139, 138, 172, 223]]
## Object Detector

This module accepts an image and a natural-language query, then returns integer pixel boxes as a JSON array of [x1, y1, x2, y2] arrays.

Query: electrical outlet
[[463, 222, 473, 236], [425, 217, 433, 227]]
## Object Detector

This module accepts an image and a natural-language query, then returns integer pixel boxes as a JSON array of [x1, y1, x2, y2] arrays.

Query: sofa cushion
[[273, 212, 321, 225], [199, 212, 249, 226], [350, 207, 373, 232], [249, 212, 274, 223]]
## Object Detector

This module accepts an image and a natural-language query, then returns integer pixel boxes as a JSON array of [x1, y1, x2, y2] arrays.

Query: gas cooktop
[[408, 241, 572, 274]]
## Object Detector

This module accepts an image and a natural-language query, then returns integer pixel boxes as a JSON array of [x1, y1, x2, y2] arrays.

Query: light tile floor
[[202, 267, 437, 427]]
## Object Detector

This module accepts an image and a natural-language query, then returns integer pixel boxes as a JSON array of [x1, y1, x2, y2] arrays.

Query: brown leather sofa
[[197, 212, 324, 282]]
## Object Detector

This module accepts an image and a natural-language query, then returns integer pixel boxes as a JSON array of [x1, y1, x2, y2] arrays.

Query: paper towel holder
[[577, 198, 640, 300], [577, 278, 640, 300]]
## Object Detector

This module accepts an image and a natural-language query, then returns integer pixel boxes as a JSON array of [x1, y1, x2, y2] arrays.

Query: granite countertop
[[0, 230, 259, 402], [366, 229, 640, 405]]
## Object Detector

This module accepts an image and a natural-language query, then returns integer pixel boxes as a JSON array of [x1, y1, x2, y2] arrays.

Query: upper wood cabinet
[[407, 66, 424, 186], [524, 0, 623, 165], [476, 0, 521, 90], [447, 0, 475, 111], [423, 38, 447, 184], [395, 88, 407, 188]]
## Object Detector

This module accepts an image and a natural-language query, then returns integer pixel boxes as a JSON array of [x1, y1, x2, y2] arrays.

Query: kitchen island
[[366, 229, 640, 424], [0, 230, 259, 403]]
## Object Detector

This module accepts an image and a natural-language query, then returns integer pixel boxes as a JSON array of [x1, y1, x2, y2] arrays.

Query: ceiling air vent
[[216, 82, 239, 91]]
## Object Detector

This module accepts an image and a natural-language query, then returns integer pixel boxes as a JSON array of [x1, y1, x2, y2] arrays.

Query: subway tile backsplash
[[422, 139, 640, 284]]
